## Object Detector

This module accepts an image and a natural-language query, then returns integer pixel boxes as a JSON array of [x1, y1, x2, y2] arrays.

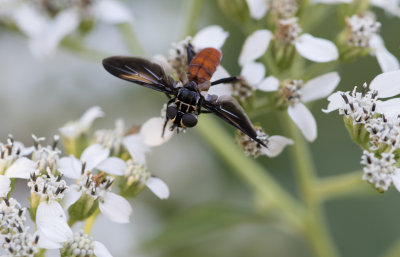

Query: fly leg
[[187, 43, 196, 65], [211, 76, 240, 86]]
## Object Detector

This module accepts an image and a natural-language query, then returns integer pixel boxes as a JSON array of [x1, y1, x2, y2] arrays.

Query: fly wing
[[102, 56, 176, 94], [202, 95, 266, 147]]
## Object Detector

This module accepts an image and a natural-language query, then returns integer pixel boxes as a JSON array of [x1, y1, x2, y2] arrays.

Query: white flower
[[324, 70, 400, 119], [122, 159, 170, 199], [192, 25, 229, 50], [58, 144, 127, 179], [245, 0, 299, 20], [0, 137, 36, 179], [59, 106, 104, 140], [10, 0, 133, 57], [2, 230, 40, 256], [58, 145, 132, 223], [62, 230, 113, 257], [0, 197, 27, 234], [261, 72, 341, 141], [36, 201, 73, 245], [239, 18, 338, 65], [237, 126, 293, 157], [345, 14, 399, 73], [361, 150, 399, 192], [123, 117, 174, 165]]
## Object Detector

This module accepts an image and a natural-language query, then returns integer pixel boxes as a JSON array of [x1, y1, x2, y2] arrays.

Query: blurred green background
[[1, 0, 400, 256]]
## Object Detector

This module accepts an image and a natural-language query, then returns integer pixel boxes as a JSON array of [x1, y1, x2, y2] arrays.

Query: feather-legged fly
[[102, 44, 266, 147]]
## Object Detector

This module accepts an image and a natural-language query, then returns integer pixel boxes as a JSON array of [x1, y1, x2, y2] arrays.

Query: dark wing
[[102, 56, 176, 94], [202, 95, 267, 147]]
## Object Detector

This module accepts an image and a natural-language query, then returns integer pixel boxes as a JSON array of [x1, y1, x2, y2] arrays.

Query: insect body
[[102, 45, 266, 147]]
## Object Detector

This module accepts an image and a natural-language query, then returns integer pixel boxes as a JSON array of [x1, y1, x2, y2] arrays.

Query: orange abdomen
[[188, 48, 222, 84]]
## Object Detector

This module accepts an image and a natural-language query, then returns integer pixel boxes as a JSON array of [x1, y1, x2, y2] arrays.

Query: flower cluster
[[325, 70, 400, 192], [0, 106, 172, 256], [0, 0, 133, 57]]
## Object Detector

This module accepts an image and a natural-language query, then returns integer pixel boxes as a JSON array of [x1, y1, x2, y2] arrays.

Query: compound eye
[[166, 105, 177, 120], [181, 113, 198, 128]]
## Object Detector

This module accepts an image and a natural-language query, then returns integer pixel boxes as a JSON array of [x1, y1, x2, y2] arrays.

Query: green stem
[[182, 0, 204, 37], [381, 238, 400, 257], [117, 22, 146, 55], [84, 209, 100, 234], [315, 170, 366, 201], [282, 113, 340, 257], [196, 116, 304, 230]]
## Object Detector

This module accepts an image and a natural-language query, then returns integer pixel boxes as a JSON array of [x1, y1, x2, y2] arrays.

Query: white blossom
[[261, 72, 340, 141], [60, 106, 104, 141], [323, 70, 400, 119], [9, 0, 133, 57]]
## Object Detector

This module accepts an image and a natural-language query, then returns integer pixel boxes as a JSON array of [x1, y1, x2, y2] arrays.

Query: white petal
[[13, 4, 46, 37], [240, 62, 265, 86], [392, 169, 400, 192], [57, 156, 82, 179], [245, 0, 268, 19], [81, 144, 110, 171], [140, 117, 173, 147], [192, 25, 229, 49], [146, 177, 170, 199], [376, 48, 400, 73], [370, 70, 400, 98], [0, 175, 11, 197], [94, 241, 113, 257], [99, 192, 132, 223], [5, 157, 36, 179], [322, 91, 345, 113], [239, 30, 272, 66], [29, 9, 80, 57], [36, 202, 72, 243], [208, 66, 233, 96], [37, 231, 62, 249], [94, 0, 133, 24], [301, 72, 341, 103], [263, 136, 294, 157], [62, 185, 81, 210], [370, 35, 400, 73], [295, 34, 339, 63], [370, 0, 400, 16], [257, 76, 279, 92], [96, 157, 127, 176], [375, 99, 400, 118], [123, 134, 148, 164], [79, 106, 104, 130], [37, 201, 67, 221], [288, 103, 317, 142]]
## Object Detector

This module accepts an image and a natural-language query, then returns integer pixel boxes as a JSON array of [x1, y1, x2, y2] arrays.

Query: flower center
[[279, 79, 303, 106], [28, 170, 68, 202], [0, 198, 26, 234], [2, 231, 39, 257], [361, 151, 396, 192], [78, 170, 114, 200], [237, 126, 269, 158], [339, 83, 378, 123], [346, 13, 381, 48], [62, 230, 95, 257], [275, 18, 302, 44]]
